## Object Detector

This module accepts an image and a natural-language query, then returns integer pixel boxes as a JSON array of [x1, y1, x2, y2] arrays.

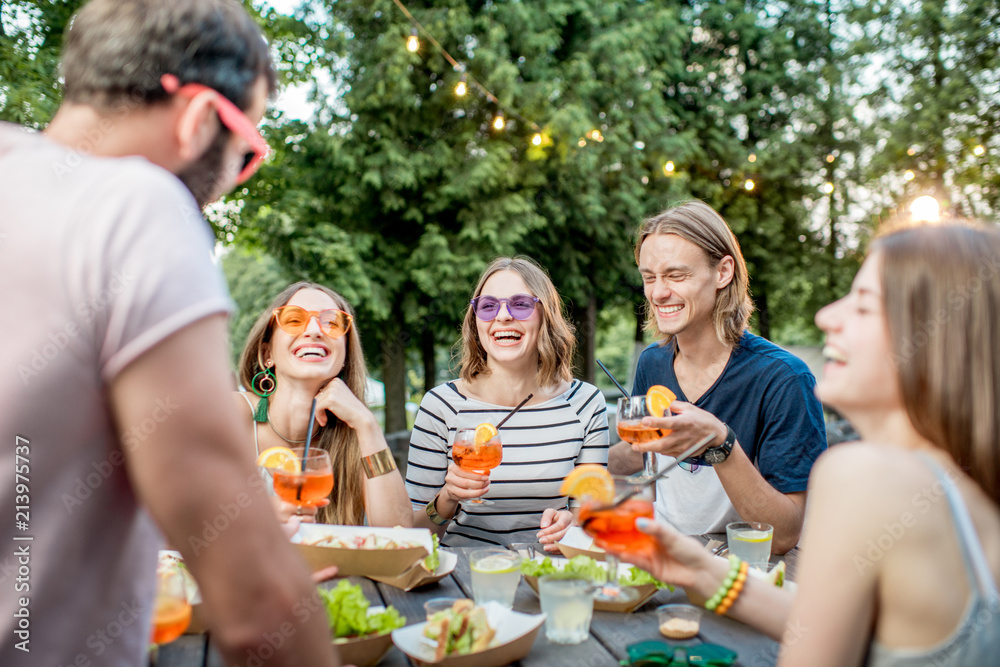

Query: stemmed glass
[[578, 476, 656, 603], [452, 427, 502, 507], [149, 566, 192, 662], [617, 395, 671, 484], [268, 447, 334, 512]]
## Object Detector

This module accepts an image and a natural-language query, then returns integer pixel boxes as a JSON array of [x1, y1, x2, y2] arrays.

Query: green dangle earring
[[251, 362, 276, 423]]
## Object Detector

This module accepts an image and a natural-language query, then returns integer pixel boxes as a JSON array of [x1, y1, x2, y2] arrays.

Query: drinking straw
[[597, 359, 629, 396], [297, 398, 319, 502], [496, 393, 533, 430]]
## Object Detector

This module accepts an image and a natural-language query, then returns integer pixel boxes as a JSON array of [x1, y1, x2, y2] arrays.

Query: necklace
[[267, 416, 307, 444]]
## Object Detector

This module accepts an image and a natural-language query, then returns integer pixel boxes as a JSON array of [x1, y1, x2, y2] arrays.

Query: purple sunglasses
[[471, 293, 540, 321]]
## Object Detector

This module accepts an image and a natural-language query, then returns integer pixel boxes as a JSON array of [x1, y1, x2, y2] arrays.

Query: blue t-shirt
[[633, 331, 826, 494]]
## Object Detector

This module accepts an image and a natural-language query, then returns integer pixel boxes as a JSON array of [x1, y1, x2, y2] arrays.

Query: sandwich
[[422, 599, 495, 660]]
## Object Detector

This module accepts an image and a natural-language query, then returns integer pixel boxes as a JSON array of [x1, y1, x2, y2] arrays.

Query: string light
[[531, 133, 542, 146], [821, 182, 834, 194], [663, 161, 675, 174], [748, 154, 757, 163], [826, 154, 835, 163], [907, 147, 917, 156], [973, 145, 985, 156], [910, 195, 940, 222], [904, 170, 915, 181], [493, 113, 505, 131], [744, 179, 755, 191], [578, 139, 587, 147], [455, 76, 467, 97], [406, 30, 419, 53]]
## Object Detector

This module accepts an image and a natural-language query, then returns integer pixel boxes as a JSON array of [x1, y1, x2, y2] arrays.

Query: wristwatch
[[701, 424, 737, 466]]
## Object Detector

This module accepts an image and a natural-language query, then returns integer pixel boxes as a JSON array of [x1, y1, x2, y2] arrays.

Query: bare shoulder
[[232, 390, 257, 415], [809, 442, 938, 515]]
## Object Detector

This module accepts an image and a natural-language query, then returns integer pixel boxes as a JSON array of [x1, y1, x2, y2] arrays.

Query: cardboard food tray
[[292, 524, 431, 577], [392, 603, 544, 667], [523, 556, 658, 614], [370, 549, 458, 591], [555, 525, 607, 562], [334, 629, 395, 667]]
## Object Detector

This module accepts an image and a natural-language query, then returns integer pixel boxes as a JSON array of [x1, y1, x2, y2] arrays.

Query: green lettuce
[[320, 580, 406, 638], [520, 555, 672, 591], [424, 533, 440, 572]]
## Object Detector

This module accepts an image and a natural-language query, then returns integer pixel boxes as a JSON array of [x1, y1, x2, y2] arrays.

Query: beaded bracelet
[[704, 555, 742, 612], [714, 561, 748, 615]]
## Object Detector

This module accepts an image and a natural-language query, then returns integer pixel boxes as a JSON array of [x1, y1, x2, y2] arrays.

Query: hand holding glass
[[452, 427, 502, 507]]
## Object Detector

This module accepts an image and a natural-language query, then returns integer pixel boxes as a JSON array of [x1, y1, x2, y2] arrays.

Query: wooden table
[[158, 541, 793, 667]]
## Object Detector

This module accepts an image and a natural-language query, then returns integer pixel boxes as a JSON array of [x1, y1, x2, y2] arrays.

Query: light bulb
[[663, 161, 675, 173], [826, 154, 835, 163], [455, 80, 467, 96], [406, 34, 419, 53], [744, 179, 755, 191], [973, 145, 985, 156], [748, 153, 757, 163], [910, 195, 940, 222], [821, 182, 834, 194], [531, 133, 542, 146], [493, 115, 505, 131], [904, 170, 915, 181]]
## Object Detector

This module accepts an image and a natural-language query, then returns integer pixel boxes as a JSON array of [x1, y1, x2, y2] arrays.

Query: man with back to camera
[[608, 201, 827, 554], [0, 0, 340, 664]]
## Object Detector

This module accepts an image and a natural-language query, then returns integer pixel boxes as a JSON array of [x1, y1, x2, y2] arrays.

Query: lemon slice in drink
[[765, 561, 786, 588], [733, 530, 771, 543], [645, 385, 677, 417], [560, 464, 614, 504], [255, 446, 299, 472], [471, 554, 520, 574]]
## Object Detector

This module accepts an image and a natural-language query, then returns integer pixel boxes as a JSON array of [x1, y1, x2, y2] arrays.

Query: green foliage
[[221, 246, 293, 367]]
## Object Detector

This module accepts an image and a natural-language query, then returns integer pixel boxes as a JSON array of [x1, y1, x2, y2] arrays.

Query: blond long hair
[[459, 257, 575, 388], [238, 282, 368, 525], [635, 200, 753, 347], [875, 223, 1000, 503]]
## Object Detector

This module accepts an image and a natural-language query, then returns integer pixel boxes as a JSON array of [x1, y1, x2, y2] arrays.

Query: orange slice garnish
[[560, 464, 614, 504], [475, 423, 499, 445], [255, 446, 300, 472], [646, 385, 677, 417]]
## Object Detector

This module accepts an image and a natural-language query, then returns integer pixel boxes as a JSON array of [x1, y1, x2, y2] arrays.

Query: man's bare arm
[[608, 439, 644, 475], [110, 315, 338, 666]]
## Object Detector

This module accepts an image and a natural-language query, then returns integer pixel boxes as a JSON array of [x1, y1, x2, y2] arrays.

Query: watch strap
[[704, 424, 736, 465]]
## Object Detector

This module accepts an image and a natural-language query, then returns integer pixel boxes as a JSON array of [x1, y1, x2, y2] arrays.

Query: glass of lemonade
[[538, 576, 594, 644], [469, 548, 522, 609], [726, 521, 773, 571]]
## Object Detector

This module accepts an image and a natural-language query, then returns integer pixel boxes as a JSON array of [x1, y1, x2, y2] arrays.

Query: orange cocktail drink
[[151, 596, 192, 644], [616, 421, 667, 444], [579, 497, 656, 557], [453, 425, 502, 506], [272, 468, 334, 506]]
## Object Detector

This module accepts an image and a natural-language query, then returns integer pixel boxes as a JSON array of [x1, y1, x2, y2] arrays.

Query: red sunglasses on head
[[161, 74, 270, 184]]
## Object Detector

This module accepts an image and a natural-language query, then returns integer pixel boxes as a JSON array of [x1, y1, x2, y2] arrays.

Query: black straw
[[297, 398, 319, 502], [597, 359, 629, 397], [496, 393, 533, 430]]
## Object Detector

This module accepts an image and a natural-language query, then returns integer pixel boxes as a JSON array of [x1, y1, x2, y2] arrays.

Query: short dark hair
[[61, 0, 277, 111]]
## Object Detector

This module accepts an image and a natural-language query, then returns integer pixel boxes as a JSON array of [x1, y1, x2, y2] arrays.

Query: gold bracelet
[[361, 449, 397, 478], [425, 495, 449, 525]]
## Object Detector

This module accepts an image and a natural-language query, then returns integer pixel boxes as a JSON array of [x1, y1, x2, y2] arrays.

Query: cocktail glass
[[150, 567, 192, 649], [617, 395, 671, 486], [452, 427, 502, 507], [579, 475, 656, 603], [268, 447, 334, 511]]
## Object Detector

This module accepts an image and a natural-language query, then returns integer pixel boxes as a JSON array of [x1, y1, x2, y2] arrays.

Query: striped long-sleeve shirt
[[405, 380, 609, 547]]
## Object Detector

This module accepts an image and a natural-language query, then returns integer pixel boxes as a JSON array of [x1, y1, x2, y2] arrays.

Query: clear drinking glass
[[539, 576, 594, 644], [150, 567, 192, 647], [617, 396, 671, 499], [726, 521, 774, 571], [469, 547, 522, 609], [579, 476, 656, 603], [267, 447, 334, 511], [452, 427, 502, 507]]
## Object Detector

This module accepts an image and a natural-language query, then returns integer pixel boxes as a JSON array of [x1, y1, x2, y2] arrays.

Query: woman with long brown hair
[[407, 257, 609, 549], [609, 222, 1000, 666], [238, 281, 411, 527]]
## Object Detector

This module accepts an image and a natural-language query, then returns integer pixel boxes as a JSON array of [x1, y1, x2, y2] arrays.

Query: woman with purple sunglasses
[[406, 257, 610, 551]]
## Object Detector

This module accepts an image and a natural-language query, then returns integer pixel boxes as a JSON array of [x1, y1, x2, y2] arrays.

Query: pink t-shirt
[[0, 123, 232, 665]]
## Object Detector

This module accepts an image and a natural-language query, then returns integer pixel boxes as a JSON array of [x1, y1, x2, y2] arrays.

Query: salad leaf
[[424, 533, 440, 572], [520, 555, 672, 591], [319, 580, 406, 638]]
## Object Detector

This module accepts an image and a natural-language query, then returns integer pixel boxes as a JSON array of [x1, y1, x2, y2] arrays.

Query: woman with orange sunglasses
[[237, 282, 412, 527]]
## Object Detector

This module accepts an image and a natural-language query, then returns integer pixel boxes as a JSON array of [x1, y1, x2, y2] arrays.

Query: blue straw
[[597, 359, 629, 397]]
